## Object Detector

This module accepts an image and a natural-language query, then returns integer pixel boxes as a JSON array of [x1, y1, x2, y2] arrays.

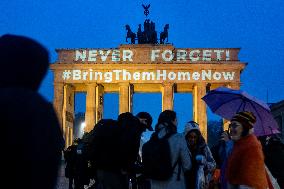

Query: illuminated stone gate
[[51, 44, 245, 147]]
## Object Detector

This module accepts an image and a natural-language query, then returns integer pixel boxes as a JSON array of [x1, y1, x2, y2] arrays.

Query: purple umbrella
[[202, 87, 280, 136]]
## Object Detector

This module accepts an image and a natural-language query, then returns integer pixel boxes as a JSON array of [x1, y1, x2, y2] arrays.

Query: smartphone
[[225, 130, 231, 139]]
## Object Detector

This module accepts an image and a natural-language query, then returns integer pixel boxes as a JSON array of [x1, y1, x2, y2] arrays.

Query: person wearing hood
[[226, 111, 268, 189], [0, 34, 64, 189], [184, 121, 216, 189]]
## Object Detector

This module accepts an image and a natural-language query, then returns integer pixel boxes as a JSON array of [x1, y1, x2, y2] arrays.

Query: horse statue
[[125, 24, 136, 44], [160, 24, 169, 44]]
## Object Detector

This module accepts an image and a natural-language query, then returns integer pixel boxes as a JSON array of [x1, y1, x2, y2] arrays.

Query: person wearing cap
[[127, 112, 153, 189], [135, 112, 153, 158], [183, 121, 216, 189], [226, 111, 268, 189], [136, 111, 154, 132]]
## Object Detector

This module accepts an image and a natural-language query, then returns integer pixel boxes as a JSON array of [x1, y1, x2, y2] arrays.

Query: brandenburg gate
[[51, 45, 246, 147]]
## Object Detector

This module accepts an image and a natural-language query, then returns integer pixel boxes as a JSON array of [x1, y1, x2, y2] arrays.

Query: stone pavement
[[55, 161, 69, 189]]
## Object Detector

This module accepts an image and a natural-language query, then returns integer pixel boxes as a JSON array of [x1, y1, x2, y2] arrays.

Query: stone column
[[96, 84, 104, 123], [223, 83, 241, 130], [162, 83, 174, 111], [69, 127, 73, 146], [85, 83, 97, 132], [119, 83, 133, 114], [193, 83, 207, 140], [129, 84, 134, 113], [63, 84, 75, 147], [53, 82, 64, 133], [65, 127, 69, 148]]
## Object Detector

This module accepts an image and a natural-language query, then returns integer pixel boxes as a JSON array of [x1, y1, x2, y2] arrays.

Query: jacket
[[226, 134, 268, 189], [1, 88, 64, 189], [149, 123, 192, 189]]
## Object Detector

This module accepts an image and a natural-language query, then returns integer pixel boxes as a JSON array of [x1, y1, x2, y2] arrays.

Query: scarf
[[226, 134, 268, 189]]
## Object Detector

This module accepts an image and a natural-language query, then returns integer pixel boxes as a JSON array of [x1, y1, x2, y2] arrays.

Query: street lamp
[[80, 122, 86, 138]]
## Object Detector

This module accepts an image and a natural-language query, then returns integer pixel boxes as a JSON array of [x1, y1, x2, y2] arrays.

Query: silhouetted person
[[64, 138, 89, 189], [262, 135, 284, 188], [64, 140, 78, 189], [0, 34, 64, 189], [94, 112, 153, 189]]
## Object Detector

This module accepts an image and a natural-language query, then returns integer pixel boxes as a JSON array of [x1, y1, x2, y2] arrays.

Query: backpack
[[86, 119, 122, 170], [86, 117, 142, 171], [142, 131, 178, 180]]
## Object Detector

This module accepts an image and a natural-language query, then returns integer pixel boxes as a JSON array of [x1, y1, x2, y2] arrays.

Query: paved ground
[[55, 161, 69, 189]]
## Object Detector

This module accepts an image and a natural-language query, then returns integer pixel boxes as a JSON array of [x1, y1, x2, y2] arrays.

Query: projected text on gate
[[73, 48, 237, 63], [62, 69, 235, 83]]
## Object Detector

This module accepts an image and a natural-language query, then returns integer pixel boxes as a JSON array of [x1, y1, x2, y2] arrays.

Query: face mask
[[189, 139, 196, 146]]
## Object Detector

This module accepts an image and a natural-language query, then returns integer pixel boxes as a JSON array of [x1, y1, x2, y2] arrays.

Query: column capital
[[64, 83, 75, 90], [162, 82, 174, 87], [194, 82, 207, 87], [118, 82, 130, 87], [86, 83, 98, 87], [226, 82, 240, 90], [53, 82, 64, 87]]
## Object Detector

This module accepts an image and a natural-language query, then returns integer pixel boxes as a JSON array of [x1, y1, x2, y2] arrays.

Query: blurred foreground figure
[[0, 34, 64, 189]]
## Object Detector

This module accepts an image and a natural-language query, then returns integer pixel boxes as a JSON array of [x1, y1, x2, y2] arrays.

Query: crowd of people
[[1, 34, 284, 189], [63, 110, 284, 189]]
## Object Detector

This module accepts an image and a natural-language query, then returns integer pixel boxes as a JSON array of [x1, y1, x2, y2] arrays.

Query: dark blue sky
[[1, 0, 284, 135]]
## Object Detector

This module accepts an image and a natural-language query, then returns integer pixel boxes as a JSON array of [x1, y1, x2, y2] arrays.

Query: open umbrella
[[202, 87, 280, 136]]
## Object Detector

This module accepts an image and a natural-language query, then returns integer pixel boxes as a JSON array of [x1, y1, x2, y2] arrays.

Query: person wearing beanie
[[226, 111, 268, 189], [183, 121, 216, 189]]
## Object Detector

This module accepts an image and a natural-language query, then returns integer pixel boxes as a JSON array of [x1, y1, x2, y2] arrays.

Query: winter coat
[[1, 88, 64, 189], [263, 138, 284, 188], [0, 35, 64, 189], [149, 123, 192, 189], [226, 134, 268, 189], [184, 130, 216, 189]]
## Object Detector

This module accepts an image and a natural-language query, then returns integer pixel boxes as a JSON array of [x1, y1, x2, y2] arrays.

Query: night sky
[[1, 0, 284, 138]]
